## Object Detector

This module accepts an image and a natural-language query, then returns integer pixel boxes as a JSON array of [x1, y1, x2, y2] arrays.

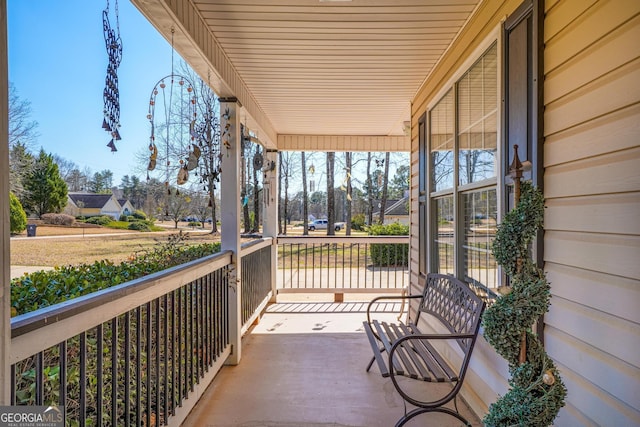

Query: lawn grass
[[11, 230, 221, 267]]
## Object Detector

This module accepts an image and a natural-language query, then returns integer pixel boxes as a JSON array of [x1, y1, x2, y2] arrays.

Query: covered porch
[[183, 297, 481, 427], [1, 0, 638, 426]]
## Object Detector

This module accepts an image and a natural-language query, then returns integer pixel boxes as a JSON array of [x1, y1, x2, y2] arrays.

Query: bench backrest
[[417, 273, 486, 353]]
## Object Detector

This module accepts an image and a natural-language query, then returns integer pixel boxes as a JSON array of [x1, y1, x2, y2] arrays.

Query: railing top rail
[[11, 250, 232, 361], [277, 235, 409, 245], [241, 237, 273, 256]]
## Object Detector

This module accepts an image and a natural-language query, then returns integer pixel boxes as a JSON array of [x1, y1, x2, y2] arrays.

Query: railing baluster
[[111, 317, 118, 427], [136, 306, 142, 427], [177, 286, 183, 405], [10, 363, 15, 405], [80, 331, 87, 427], [163, 293, 169, 425], [59, 341, 66, 413], [155, 297, 161, 422], [171, 290, 177, 416], [35, 351, 43, 406], [189, 281, 194, 393], [146, 301, 152, 427], [97, 324, 103, 425], [125, 311, 131, 425]]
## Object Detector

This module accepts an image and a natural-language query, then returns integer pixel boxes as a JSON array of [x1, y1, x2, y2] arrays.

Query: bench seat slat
[[397, 322, 448, 382], [362, 321, 390, 377], [407, 323, 459, 381], [385, 322, 420, 379], [372, 320, 404, 375], [389, 322, 436, 381]]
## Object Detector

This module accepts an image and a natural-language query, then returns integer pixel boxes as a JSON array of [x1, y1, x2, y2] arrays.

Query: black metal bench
[[363, 273, 486, 426]]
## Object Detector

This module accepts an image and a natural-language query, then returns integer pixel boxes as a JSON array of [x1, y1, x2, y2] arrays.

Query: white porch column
[[262, 149, 279, 302], [219, 98, 242, 365], [0, 0, 10, 404]]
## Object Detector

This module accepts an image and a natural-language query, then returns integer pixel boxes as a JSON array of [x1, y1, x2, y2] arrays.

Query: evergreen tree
[[9, 141, 33, 199], [23, 149, 68, 217], [9, 192, 27, 234], [88, 169, 114, 193], [389, 164, 410, 199]]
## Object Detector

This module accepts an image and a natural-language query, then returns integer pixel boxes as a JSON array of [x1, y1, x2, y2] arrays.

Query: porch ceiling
[[131, 0, 481, 149]]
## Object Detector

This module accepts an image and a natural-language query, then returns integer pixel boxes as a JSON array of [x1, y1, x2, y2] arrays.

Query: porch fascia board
[[278, 134, 410, 152], [130, 0, 277, 149]]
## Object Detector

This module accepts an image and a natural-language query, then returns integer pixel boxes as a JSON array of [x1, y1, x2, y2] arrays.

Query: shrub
[[369, 222, 409, 267], [351, 213, 366, 231], [132, 210, 147, 220], [128, 221, 151, 231], [10, 192, 27, 234], [85, 215, 113, 226], [11, 235, 222, 315], [41, 213, 75, 226], [119, 214, 131, 222]]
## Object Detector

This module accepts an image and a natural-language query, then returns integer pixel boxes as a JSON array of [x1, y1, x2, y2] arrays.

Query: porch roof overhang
[[131, 0, 482, 151]]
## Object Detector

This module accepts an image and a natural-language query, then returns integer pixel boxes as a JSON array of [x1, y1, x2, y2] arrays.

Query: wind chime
[[145, 28, 200, 198], [102, 0, 123, 151]]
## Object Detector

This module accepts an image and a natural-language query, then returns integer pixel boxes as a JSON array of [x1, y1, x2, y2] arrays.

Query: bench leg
[[395, 406, 472, 427], [366, 355, 375, 372]]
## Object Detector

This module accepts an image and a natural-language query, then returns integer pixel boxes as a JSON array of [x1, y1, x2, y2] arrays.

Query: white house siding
[[101, 197, 122, 219], [409, 0, 524, 417], [543, 0, 640, 425], [411, 0, 640, 422]]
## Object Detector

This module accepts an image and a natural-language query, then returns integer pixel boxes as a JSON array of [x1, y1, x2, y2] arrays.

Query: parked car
[[308, 219, 345, 231]]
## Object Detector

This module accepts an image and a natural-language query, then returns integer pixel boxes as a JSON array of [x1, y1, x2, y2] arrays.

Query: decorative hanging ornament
[[145, 73, 197, 186], [102, 0, 123, 151]]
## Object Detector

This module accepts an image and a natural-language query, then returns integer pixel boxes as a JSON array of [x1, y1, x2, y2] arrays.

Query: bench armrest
[[366, 294, 423, 324]]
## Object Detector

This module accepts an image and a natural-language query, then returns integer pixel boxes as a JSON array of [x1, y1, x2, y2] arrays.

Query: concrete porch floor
[[183, 297, 482, 427]]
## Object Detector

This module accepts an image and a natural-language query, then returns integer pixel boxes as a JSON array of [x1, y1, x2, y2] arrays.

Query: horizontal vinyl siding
[[543, 0, 640, 424]]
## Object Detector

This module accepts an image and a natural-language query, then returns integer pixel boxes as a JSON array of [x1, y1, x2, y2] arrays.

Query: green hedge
[[369, 222, 409, 267], [11, 238, 221, 316]]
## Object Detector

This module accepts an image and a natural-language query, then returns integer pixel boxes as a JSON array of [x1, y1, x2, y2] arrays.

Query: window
[[419, 0, 542, 299], [428, 43, 499, 295]]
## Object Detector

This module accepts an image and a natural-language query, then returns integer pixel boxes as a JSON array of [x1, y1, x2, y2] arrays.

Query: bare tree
[[9, 83, 39, 150], [326, 152, 335, 235], [301, 152, 309, 235], [345, 152, 353, 234], [163, 191, 191, 229], [378, 152, 391, 224], [366, 152, 374, 225], [278, 151, 297, 234]]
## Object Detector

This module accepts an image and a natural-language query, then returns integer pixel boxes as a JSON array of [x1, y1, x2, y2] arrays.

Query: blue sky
[[8, 0, 175, 185]]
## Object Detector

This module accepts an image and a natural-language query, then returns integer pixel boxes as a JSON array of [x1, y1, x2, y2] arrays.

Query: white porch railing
[[8, 235, 409, 426], [10, 251, 233, 427], [277, 236, 409, 294]]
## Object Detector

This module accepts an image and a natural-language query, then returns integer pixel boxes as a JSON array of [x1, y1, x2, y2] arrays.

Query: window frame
[[425, 30, 504, 293]]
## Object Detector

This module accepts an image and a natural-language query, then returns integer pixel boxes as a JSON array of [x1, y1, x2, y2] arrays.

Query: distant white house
[[372, 197, 409, 225], [63, 193, 124, 219], [118, 199, 135, 217]]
